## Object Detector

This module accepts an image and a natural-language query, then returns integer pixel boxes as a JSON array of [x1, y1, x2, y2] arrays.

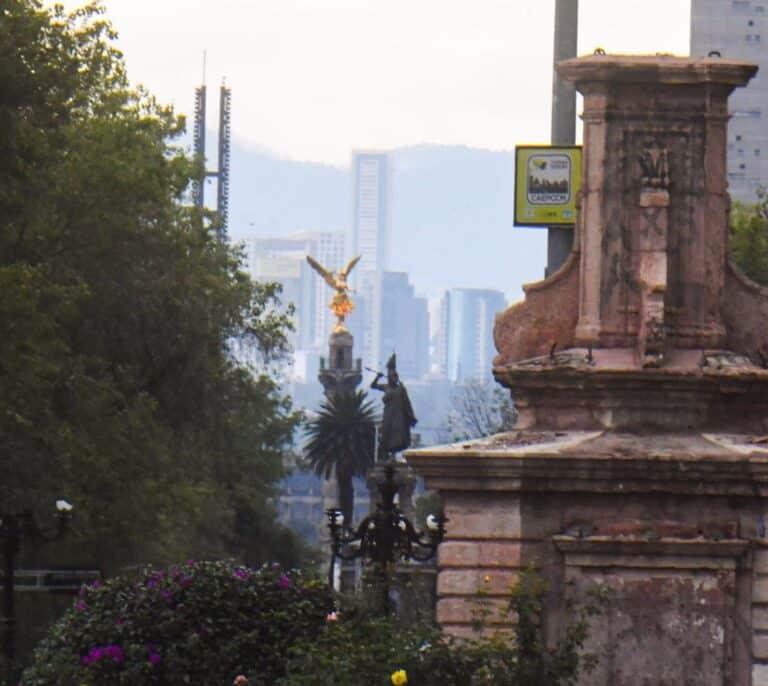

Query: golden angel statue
[[306, 254, 362, 332]]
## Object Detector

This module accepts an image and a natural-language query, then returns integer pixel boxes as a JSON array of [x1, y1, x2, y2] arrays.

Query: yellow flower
[[391, 669, 408, 686], [484, 575, 491, 583]]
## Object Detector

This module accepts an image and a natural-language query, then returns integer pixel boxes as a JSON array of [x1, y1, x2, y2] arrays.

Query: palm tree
[[305, 390, 377, 524]]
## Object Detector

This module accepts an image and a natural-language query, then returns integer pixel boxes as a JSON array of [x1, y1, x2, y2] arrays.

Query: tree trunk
[[337, 471, 354, 524]]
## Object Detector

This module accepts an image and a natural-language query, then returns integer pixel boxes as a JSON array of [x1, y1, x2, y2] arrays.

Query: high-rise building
[[438, 289, 507, 383], [378, 272, 430, 381], [691, 0, 768, 202], [352, 152, 390, 273], [350, 152, 392, 371], [240, 231, 346, 356]]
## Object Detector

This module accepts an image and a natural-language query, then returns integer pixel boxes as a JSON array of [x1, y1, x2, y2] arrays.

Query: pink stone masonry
[[407, 54, 768, 686]]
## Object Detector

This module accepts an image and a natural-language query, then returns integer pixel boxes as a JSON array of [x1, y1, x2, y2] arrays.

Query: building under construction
[[192, 81, 231, 239]]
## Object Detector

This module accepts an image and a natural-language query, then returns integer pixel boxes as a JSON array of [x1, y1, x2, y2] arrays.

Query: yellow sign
[[514, 146, 581, 227]]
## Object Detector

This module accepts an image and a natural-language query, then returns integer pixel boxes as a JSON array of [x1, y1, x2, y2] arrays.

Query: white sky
[[56, 0, 691, 166]]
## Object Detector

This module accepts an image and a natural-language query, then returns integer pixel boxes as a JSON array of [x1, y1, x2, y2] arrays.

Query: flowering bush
[[22, 560, 333, 686]]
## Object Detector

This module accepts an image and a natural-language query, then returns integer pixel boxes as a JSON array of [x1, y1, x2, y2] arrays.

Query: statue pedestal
[[407, 54, 768, 685], [366, 462, 417, 517], [408, 429, 768, 684]]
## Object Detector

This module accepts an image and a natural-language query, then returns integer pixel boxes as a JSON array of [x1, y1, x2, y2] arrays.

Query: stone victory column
[[407, 54, 768, 685], [306, 255, 363, 396]]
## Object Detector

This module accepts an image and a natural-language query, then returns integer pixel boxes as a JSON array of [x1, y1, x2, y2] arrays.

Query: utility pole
[[546, 0, 578, 276]]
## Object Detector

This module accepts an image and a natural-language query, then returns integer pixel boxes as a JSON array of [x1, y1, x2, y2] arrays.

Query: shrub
[[278, 568, 608, 686], [22, 560, 333, 686]]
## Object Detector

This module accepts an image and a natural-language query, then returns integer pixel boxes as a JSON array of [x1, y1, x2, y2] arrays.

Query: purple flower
[[147, 571, 164, 589], [277, 574, 291, 589], [149, 652, 161, 666], [75, 600, 87, 613], [187, 558, 195, 566], [160, 589, 174, 602], [90, 579, 100, 589], [82, 646, 105, 666], [104, 644, 124, 664], [180, 575, 192, 588], [233, 568, 249, 581]]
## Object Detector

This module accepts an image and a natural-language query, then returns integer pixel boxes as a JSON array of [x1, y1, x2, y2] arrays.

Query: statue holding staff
[[370, 354, 417, 459]]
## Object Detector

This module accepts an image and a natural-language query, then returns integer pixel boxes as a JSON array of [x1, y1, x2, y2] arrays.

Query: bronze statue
[[370, 354, 417, 459], [306, 255, 362, 332]]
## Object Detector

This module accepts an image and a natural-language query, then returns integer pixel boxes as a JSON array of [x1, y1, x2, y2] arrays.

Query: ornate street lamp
[[325, 464, 445, 614], [1, 500, 73, 686]]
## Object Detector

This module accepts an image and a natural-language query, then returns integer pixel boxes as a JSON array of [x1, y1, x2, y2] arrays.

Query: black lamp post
[[1, 500, 73, 686], [326, 464, 445, 614]]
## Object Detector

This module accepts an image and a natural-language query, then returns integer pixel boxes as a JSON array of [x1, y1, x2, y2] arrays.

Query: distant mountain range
[[228, 142, 549, 303]]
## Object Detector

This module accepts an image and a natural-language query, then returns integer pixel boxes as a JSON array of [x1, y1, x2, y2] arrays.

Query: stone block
[[436, 597, 512, 625], [754, 606, 768, 631], [755, 635, 768, 660], [438, 541, 522, 568], [444, 508, 521, 539], [437, 569, 521, 596], [754, 577, 768, 604], [754, 663, 768, 686], [440, 623, 516, 641], [755, 550, 768, 574]]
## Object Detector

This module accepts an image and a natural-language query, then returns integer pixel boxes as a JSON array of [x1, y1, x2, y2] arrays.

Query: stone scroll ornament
[[306, 255, 361, 333], [639, 141, 670, 193]]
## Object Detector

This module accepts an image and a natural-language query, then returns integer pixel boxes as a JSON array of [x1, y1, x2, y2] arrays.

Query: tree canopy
[[304, 391, 376, 523], [1, 0, 304, 571], [730, 190, 768, 287]]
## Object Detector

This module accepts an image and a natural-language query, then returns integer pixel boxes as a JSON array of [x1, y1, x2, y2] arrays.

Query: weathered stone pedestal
[[407, 55, 768, 685]]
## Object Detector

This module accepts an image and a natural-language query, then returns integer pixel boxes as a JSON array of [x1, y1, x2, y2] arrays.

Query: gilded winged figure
[[306, 255, 362, 332]]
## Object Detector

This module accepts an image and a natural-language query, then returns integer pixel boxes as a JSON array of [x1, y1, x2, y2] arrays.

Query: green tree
[[304, 391, 376, 523], [1, 0, 303, 572], [730, 190, 768, 286]]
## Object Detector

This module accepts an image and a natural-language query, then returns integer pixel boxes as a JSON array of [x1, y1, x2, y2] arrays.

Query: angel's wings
[[306, 255, 336, 289], [339, 255, 361, 278]]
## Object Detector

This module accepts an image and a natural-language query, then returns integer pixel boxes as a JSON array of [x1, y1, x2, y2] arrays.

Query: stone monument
[[308, 255, 363, 396], [406, 54, 768, 685]]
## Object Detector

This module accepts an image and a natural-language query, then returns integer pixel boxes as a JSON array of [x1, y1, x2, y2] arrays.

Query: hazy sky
[[57, 0, 691, 166]]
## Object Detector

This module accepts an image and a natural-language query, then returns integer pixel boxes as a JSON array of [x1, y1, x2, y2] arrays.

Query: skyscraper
[[691, 0, 768, 202], [352, 152, 390, 273], [240, 231, 345, 353], [378, 272, 430, 380], [351, 152, 391, 370], [438, 289, 507, 383]]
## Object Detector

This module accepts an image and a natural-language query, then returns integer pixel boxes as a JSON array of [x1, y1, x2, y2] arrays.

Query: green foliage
[[279, 568, 608, 686], [730, 190, 768, 286], [304, 391, 376, 522], [22, 560, 334, 686], [1, 0, 304, 571]]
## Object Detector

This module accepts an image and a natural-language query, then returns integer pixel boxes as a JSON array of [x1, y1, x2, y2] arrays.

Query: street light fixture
[[1, 501, 73, 686], [325, 464, 445, 614]]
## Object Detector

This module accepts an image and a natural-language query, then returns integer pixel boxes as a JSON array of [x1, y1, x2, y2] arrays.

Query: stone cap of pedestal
[[329, 330, 353, 345], [492, 347, 768, 432], [405, 429, 768, 496], [557, 54, 757, 87]]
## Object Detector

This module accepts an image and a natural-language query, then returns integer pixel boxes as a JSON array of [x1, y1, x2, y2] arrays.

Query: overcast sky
[[57, 0, 691, 166]]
